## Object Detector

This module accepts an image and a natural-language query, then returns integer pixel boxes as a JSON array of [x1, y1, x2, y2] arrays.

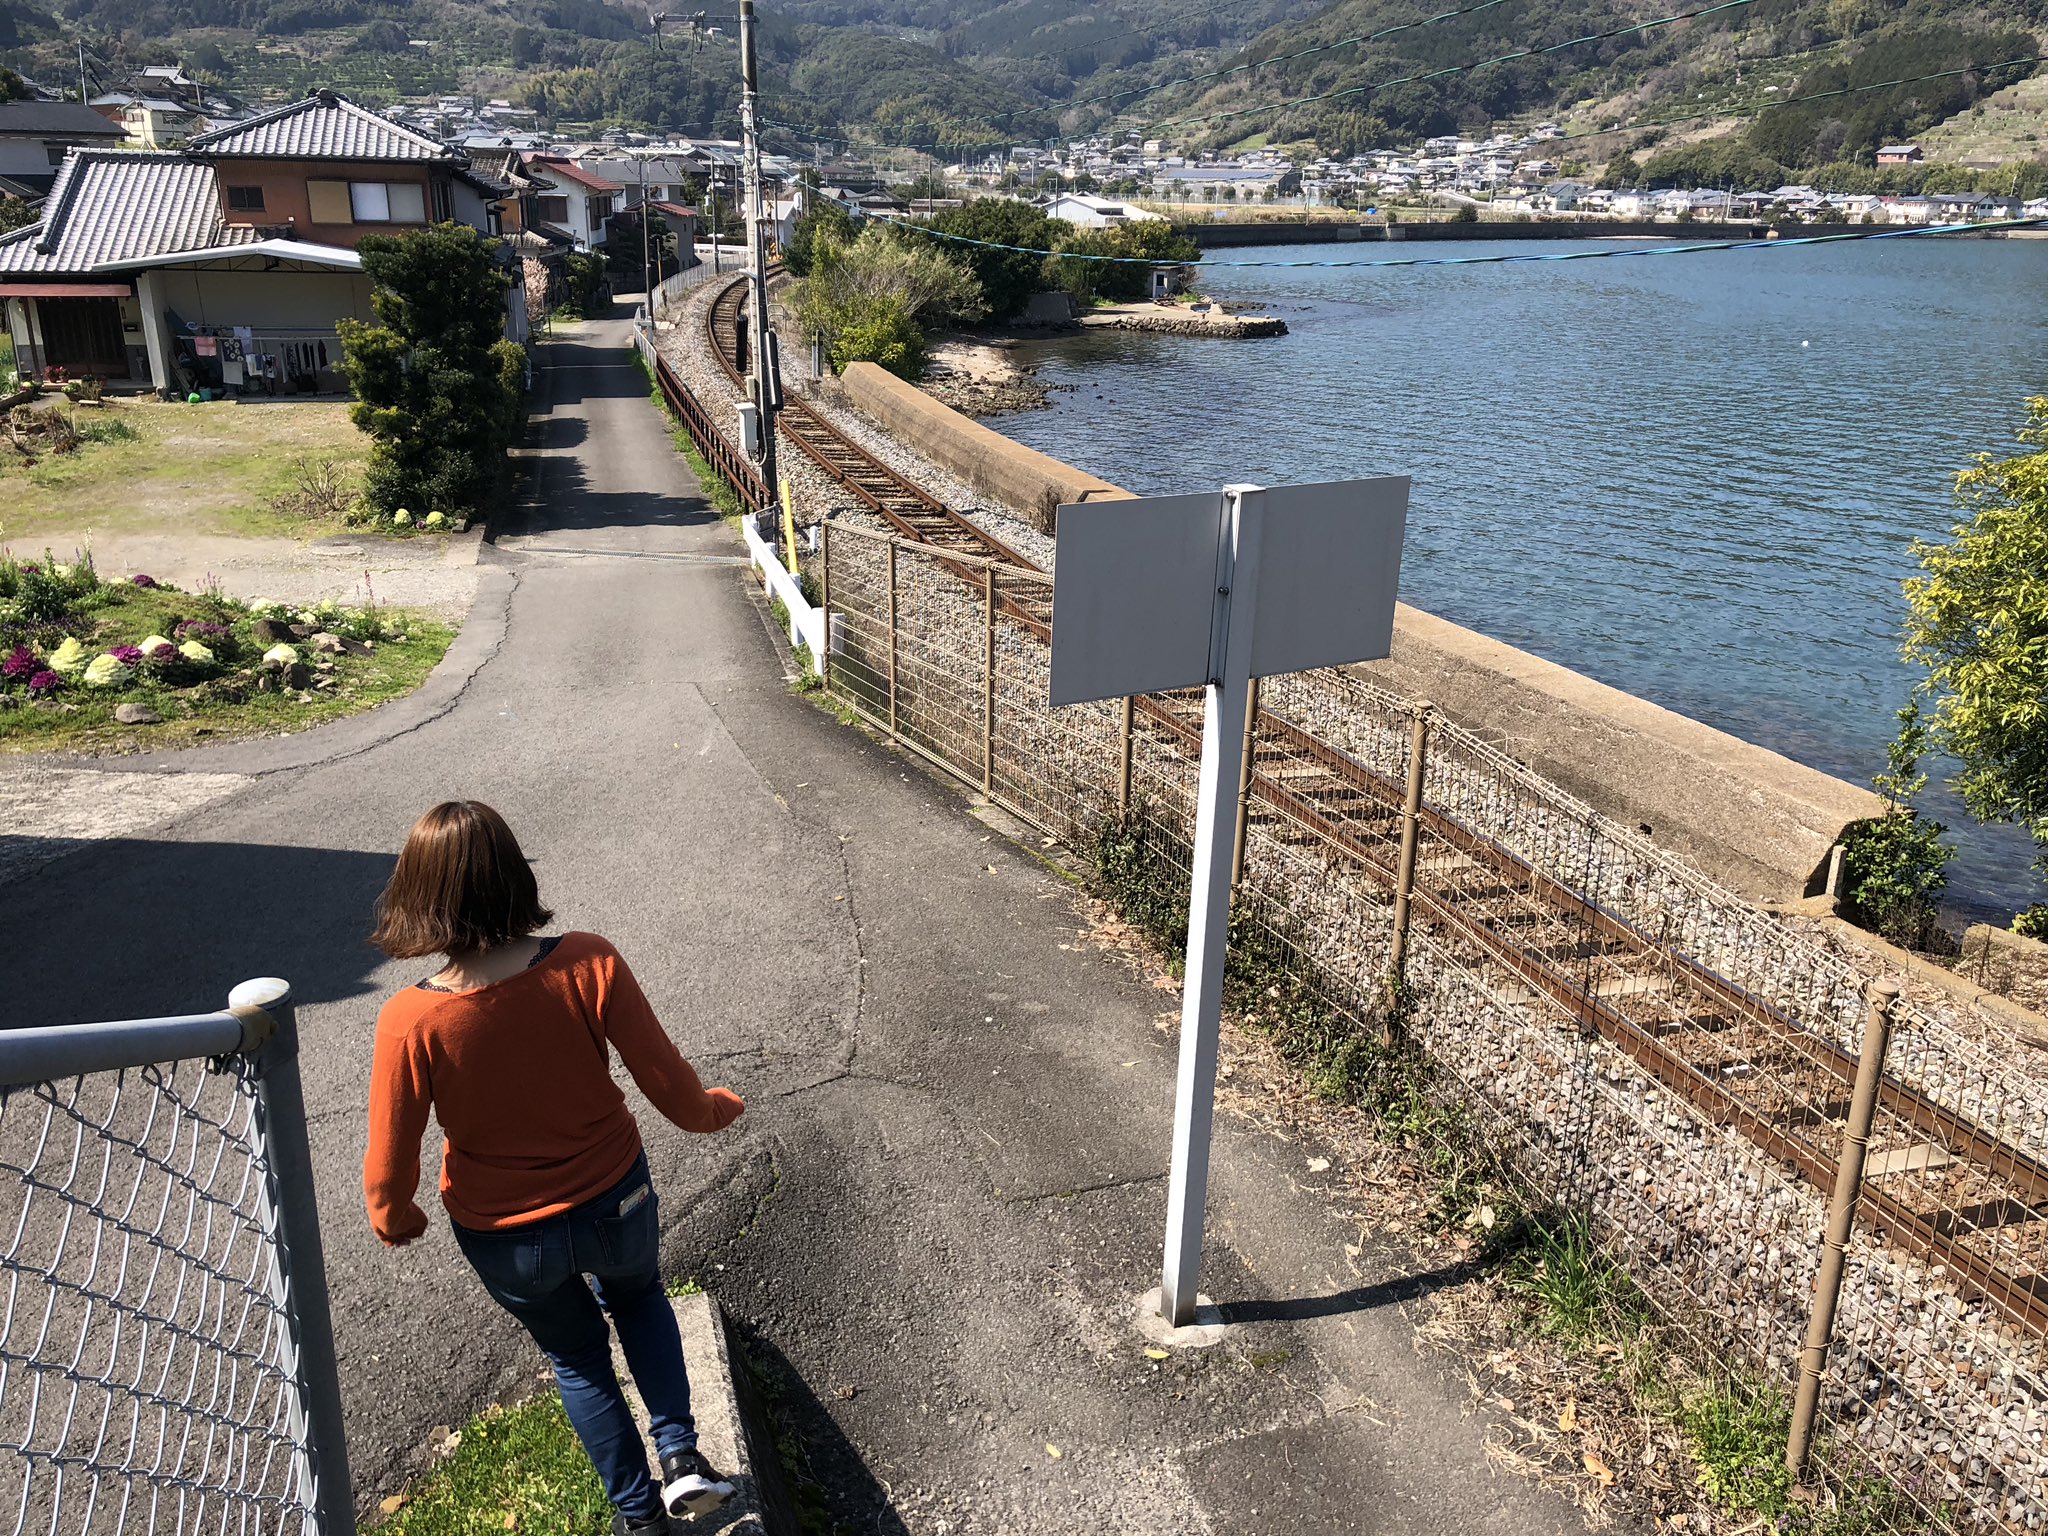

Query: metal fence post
[[1383, 701, 1432, 1042], [886, 539, 899, 743], [1230, 678, 1261, 889], [819, 518, 832, 686], [982, 565, 996, 796], [1787, 977, 1898, 1482], [230, 977, 357, 1536], [1117, 696, 1135, 817]]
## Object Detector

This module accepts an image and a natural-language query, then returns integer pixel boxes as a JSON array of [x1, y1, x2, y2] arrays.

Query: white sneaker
[[660, 1448, 736, 1519]]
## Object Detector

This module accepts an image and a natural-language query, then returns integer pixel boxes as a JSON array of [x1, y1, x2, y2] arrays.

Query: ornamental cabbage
[[393, 508, 412, 526], [48, 637, 89, 675], [178, 640, 215, 663], [424, 511, 448, 530], [262, 643, 299, 666], [83, 653, 130, 688], [138, 635, 175, 656]]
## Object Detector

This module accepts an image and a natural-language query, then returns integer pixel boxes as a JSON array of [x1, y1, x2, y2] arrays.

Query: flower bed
[[0, 551, 455, 751]]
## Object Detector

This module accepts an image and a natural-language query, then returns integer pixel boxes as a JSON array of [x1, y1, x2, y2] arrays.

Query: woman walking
[[363, 801, 745, 1534]]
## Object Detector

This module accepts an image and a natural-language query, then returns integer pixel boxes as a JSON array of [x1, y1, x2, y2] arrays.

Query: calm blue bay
[[993, 234, 2048, 920]]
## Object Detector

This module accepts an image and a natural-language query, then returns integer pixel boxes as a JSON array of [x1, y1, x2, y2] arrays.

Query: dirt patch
[[920, 339, 1052, 416]]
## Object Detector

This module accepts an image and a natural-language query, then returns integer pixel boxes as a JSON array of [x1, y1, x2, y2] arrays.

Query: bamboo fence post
[[1787, 978, 1899, 1481], [886, 540, 899, 743], [1230, 678, 1261, 890], [1384, 701, 1432, 1042], [982, 565, 996, 796], [1117, 696, 1135, 817]]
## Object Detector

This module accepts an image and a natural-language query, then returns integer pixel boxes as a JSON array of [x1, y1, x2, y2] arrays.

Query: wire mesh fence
[[0, 984, 353, 1536], [822, 519, 2048, 1530]]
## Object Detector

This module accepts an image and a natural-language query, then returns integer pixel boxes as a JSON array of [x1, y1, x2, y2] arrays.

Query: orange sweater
[[363, 932, 742, 1244]]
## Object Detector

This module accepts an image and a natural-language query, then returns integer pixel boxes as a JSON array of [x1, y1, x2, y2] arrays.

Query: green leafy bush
[[1840, 702, 1952, 950], [340, 224, 525, 522], [830, 296, 925, 379]]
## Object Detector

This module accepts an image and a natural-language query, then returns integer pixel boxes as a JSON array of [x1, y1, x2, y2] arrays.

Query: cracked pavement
[[3, 308, 1592, 1534]]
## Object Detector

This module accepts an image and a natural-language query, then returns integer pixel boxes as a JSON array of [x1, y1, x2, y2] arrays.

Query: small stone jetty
[[1081, 305, 1288, 338]]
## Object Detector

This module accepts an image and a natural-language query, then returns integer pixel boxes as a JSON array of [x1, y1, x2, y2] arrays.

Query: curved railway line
[[678, 271, 2048, 1339]]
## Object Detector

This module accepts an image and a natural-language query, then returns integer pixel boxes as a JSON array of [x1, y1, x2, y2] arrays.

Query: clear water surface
[[994, 235, 2048, 920]]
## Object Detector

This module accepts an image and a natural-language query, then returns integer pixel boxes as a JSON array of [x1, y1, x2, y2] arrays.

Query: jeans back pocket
[[590, 1182, 658, 1275]]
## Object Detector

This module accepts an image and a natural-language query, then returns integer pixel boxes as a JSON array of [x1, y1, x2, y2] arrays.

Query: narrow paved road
[[6, 308, 1594, 1535]]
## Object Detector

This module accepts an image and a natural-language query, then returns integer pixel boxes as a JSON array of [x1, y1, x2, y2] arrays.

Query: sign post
[[1049, 477, 1409, 1327]]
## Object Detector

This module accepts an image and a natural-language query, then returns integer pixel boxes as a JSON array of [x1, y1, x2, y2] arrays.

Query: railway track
[[689, 268, 2048, 1339]]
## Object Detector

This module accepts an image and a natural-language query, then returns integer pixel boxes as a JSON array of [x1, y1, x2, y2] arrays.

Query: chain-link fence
[[0, 981, 354, 1536], [821, 518, 2048, 1530]]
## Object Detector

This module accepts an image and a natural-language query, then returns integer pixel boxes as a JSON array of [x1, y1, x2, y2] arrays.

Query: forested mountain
[[1, 0, 2042, 176]]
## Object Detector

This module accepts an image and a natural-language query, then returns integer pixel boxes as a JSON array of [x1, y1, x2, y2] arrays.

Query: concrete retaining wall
[[837, 364, 1883, 900], [838, 362, 1129, 532]]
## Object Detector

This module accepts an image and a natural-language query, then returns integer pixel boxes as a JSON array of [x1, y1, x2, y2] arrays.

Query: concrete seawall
[[1190, 219, 1775, 247], [837, 362, 1883, 901]]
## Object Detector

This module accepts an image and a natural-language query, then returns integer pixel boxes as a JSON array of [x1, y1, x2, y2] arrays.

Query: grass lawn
[[369, 1392, 611, 1536], [0, 396, 368, 547], [0, 567, 453, 755]]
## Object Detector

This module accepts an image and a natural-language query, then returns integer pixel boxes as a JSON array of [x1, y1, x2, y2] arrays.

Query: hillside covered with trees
[[1, 0, 2042, 176]]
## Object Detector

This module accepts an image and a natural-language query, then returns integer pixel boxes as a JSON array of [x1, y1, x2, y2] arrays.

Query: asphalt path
[[5, 308, 1595, 1535]]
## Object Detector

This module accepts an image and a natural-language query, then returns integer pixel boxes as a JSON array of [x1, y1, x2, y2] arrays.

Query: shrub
[[1840, 702, 1952, 950], [829, 296, 925, 379], [269, 456, 360, 523], [340, 224, 525, 522]]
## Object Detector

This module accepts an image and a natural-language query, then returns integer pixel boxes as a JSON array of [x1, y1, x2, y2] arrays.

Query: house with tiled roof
[[189, 90, 509, 247], [0, 100, 126, 201], [0, 150, 372, 392], [2, 92, 528, 394], [521, 153, 624, 248]]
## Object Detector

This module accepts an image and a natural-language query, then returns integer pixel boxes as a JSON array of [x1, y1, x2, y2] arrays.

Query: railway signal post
[[1049, 477, 1409, 1327]]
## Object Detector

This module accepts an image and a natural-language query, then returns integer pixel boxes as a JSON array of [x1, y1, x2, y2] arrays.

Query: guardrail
[[0, 980, 354, 1536]]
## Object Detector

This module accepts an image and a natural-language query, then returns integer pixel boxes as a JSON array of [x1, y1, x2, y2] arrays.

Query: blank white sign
[[1048, 478, 1410, 708], [1249, 476, 1408, 679], [1047, 492, 1226, 708]]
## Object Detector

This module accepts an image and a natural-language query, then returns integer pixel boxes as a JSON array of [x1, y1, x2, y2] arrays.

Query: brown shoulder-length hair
[[371, 801, 553, 959]]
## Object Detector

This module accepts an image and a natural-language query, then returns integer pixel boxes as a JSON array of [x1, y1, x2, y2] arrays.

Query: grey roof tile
[[188, 92, 454, 162], [0, 101, 128, 139], [0, 151, 223, 274]]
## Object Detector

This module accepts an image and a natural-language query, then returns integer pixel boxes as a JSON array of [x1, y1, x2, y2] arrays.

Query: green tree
[[0, 194, 35, 236], [339, 224, 523, 519], [0, 68, 27, 103], [782, 198, 855, 278], [1903, 396, 2048, 923], [924, 199, 1065, 321], [791, 223, 982, 379]]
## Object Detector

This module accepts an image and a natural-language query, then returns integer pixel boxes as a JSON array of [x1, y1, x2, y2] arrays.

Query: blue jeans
[[453, 1154, 697, 1521]]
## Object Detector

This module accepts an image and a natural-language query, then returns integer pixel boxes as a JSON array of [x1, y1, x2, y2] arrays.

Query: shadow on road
[[1, 837, 400, 1028], [1214, 1256, 1485, 1326], [727, 1320, 912, 1536]]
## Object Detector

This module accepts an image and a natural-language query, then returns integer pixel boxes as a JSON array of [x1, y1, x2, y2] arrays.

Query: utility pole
[[639, 150, 654, 326], [77, 41, 88, 105], [738, 0, 777, 525]]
